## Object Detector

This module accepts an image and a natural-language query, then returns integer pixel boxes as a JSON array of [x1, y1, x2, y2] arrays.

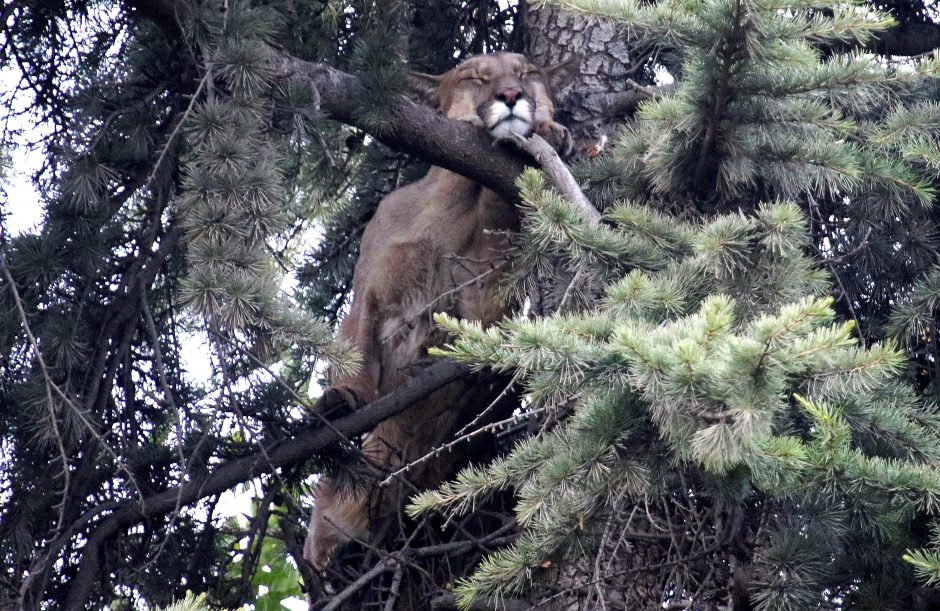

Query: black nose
[[497, 88, 522, 107]]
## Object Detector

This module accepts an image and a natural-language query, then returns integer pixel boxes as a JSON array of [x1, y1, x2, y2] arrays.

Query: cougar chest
[[364, 170, 517, 349]]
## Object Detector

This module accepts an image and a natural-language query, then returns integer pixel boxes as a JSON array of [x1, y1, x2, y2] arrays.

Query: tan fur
[[304, 52, 572, 571]]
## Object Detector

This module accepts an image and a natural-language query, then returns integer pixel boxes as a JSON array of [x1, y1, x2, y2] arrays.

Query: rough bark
[[524, 3, 640, 154]]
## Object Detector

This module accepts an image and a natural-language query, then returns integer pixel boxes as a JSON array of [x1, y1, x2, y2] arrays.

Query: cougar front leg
[[315, 297, 382, 416]]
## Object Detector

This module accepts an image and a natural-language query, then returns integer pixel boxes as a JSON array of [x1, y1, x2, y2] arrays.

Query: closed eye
[[463, 77, 487, 84]]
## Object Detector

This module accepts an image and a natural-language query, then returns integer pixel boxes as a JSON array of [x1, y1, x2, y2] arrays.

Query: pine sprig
[[174, 1, 354, 372]]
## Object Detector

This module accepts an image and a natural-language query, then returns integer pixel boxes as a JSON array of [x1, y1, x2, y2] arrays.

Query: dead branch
[[500, 132, 603, 225], [597, 80, 674, 118], [323, 557, 400, 611], [431, 592, 533, 610]]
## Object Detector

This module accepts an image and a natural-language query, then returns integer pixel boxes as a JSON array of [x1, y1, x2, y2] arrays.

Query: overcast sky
[[5, 156, 43, 236], [2, 66, 44, 237]]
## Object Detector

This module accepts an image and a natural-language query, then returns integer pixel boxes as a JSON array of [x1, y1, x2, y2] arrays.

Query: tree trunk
[[524, 4, 638, 155]]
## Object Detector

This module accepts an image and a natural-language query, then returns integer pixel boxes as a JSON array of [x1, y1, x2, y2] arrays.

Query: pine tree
[[404, 0, 940, 607], [414, 176, 940, 608], [3, 0, 940, 609]]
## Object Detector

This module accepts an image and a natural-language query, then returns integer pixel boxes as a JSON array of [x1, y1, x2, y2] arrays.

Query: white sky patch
[[281, 597, 307, 611], [216, 482, 259, 526], [654, 65, 675, 87], [5, 163, 43, 235], [1, 68, 46, 236], [179, 328, 216, 384]]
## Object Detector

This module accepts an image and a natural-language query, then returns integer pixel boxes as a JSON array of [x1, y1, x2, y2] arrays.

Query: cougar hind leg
[[304, 479, 370, 571], [306, 296, 384, 570]]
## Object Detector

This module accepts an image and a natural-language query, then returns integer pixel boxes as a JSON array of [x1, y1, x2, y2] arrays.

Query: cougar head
[[411, 52, 575, 140]]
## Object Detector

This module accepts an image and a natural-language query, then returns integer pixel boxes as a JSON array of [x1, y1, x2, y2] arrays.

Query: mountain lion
[[305, 51, 574, 571]]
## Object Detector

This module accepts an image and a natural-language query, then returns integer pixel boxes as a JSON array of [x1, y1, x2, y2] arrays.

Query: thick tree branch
[[125, 0, 539, 202], [58, 359, 470, 609], [270, 54, 533, 202]]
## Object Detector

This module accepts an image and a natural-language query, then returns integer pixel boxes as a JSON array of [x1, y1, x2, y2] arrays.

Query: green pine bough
[[409, 167, 940, 608]]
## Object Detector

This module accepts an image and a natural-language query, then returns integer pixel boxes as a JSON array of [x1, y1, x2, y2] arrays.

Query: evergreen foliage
[[174, 2, 356, 372], [571, 0, 940, 346], [413, 171, 940, 607], [404, 0, 940, 606], [156, 592, 212, 611], [0, 1, 522, 608], [3, 0, 940, 608]]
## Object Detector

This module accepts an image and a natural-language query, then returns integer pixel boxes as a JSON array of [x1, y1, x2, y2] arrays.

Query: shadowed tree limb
[[870, 21, 940, 56]]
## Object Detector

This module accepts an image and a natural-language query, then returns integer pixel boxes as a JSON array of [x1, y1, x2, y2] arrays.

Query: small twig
[[557, 268, 583, 312], [593, 509, 616, 611], [379, 404, 550, 486], [431, 592, 532, 611], [135, 293, 188, 570], [380, 261, 509, 345], [0, 250, 70, 536], [808, 199, 867, 345], [818, 226, 872, 264], [383, 562, 404, 611], [209, 329, 358, 453], [322, 557, 399, 611], [533, 545, 722, 608], [143, 68, 211, 193], [317, 520, 518, 609], [452, 377, 516, 439], [206, 330, 292, 496]]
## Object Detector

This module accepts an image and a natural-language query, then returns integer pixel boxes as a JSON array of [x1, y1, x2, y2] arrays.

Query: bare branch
[[60, 359, 470, 608], [500, 132, 603, 225], [596, 80, 674, 118], [431, 592, 532, 611]]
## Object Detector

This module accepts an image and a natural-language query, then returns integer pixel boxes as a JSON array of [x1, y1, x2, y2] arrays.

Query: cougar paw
[[314, 386, 361, 419], [535, 120, 573, 157]]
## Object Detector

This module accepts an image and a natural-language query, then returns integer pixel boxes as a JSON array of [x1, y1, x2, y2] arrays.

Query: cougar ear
[[543, 55, 580, 91], [406, 70, 445, 104]]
